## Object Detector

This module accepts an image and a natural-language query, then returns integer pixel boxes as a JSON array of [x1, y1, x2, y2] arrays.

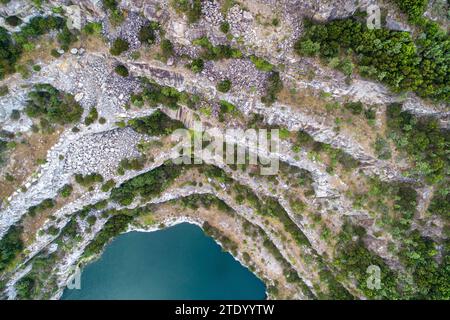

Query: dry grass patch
[[0, 129, 62, 201]]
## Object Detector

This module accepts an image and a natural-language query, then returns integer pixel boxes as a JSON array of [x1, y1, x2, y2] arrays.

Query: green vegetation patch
[[386, 103, 449, 184], [1, 15, 76, 79], [0, 225, 24, 273], [192, 36, 242, 61], [110, 38, 129, 56], [295, 17, 449, 102], [75, 173, 104, 188], [128, 110, 184, 136], [83, 214, 133, 257], [114, 64, 129, 77], [216, 79, 232, 93], [250, 55, 274, 72], [261, 71, 283, 105], [171, 0, 202, 24], [110, 161, 183, 205], [59, 184, 73, 198], [138, 21, 161, 45], [84, 106, 98, 126], [25, 84, 83, 125], [27, 198, 56, 217], [334, 222, 400, 299]]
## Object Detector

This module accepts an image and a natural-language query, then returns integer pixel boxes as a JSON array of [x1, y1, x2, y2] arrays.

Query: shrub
[[160, 38, 174, 59], [193, 36, 242, 60], [131, 94, 144, 107], [344, 101, 363, 115], [335, 222, 400, 299], [250, 55, 274, 72], [15, 275, 36, 299], [374, 136, 392, 160], [219, 100, 236, 114], [114, 64, 129, 77], [25, 84, 83, 125], [5, 15, 22, 27], [0, 85, 9, 96], [75, 173, 104, 188], [340, 58, 354, 77], [0, 27, 20, 80], [102, 0, 118, 11], [261, 71, 283, 105], [84, 107, 98, 126], [0, 16, 68, 79], [46, 226, 60, 236], [141, 80, 183, 109], [10, 109, 20, 120], [428, 185, 449, 220], [172, 0, 202, 24], [138, 22, 160, 45], [50, 49, 61, 58], [102, 0, 124, 25], [220, 21, 230, 33], [82, 22, 102, 35], [128, 110, 184, 136], [59, 184, 73, 198], [110, 38, 129, 56], [364, 107, 376, 120], [101, 179, 116, 192], [118, 157, 146, 172], [57, 26, 77, 51], [86, 215, 97, 226], [188, 58, 204, 73], [13, 16, 65, 46], [294, 39, 320, 56], [28, 198, 55, 217], [216, 79, 232, 92], [399, 230, 449, 299]]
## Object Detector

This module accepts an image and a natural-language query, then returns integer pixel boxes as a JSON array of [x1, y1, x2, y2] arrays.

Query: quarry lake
[[61, 223, 266, 300]]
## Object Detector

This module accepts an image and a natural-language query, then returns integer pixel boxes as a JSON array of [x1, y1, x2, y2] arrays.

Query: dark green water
[[62, 223, 266, 300]]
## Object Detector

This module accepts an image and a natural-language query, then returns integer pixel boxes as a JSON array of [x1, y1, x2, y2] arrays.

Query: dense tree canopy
[[171, 0, 202, 24], [25, 84, 83, 125], [386, 103, 449, 184], [110, 162, 183, 205], [110, 38, 129, 56], [393, 0, 428, 22], [0, 27, 21, 79], [0, 225, 24, 272], [0, 15, 76, 83], [192, 36, 242, 61], [295, 18, 449, 102], [128, 110, 184, 136]]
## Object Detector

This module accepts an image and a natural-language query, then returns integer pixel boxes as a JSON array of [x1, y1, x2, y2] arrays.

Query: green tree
[[216, 79, 232, 92], [114, 64, 129, 77], [110, 38, 129, 56]]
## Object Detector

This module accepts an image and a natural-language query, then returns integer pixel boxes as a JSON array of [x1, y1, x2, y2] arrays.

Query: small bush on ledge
[[114, 64, 129, 77]]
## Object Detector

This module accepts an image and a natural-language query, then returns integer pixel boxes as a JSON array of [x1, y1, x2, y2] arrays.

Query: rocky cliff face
[[0, 0, 448, 300]]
